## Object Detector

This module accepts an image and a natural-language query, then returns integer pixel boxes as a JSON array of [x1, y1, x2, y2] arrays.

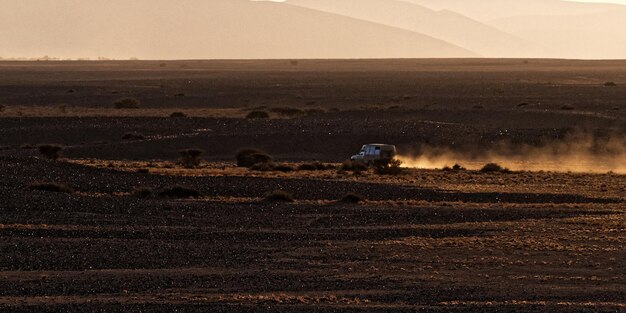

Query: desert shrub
[[452, 164, 466, 171], [298, 163, 318, 171], [304, 108, 325, 115], [472, 105, 484, 109], [264, 190, 294, 203], [340, 160, 368, 172], [159, 186, 201, 198], [372, 159, 404, 175], [250, 162, 276, 172], [114, 98, 140, 109], [29, 182, 74, 193], [173, 93, 185, 97], [38, 144, 63, 160], [298, 162, 332, 171], [249, 162, 293, 173], [246, 111, 270, 119], [170, 112, 187, 118], [611, 106, 620, 111], [290, 60, 299, 66], [236, 148, 273, 168], [339, 193, 364, 204], [58, 104, 68, 114], [121, 132, 145, 140], [66, 89, 75, 93], [604, 81, 617, 87], [0, 104, 4, 112], [136, 168, 150, 174], [480, 163, 510, 173], [273, 164, 295, 173], [270, 107, 304, 116], [560, 105, 575, 111], [444, 164, 467, 171], [178, 149, 204, 168], [132, 187, 153, 198], [517, 102, 529, 107]]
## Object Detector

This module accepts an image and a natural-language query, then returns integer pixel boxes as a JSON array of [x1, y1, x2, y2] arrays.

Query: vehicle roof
[[364, 144, 395, 148]]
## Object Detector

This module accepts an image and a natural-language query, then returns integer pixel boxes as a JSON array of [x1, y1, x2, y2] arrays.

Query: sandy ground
[[0, 59, 624, 312]]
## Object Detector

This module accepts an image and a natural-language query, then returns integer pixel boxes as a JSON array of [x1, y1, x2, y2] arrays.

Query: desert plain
[[0, 59, 624, 312]]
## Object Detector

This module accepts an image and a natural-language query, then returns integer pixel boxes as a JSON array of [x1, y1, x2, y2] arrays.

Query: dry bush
[[340, 160, 368, 172], [29, 182, 74, 193], [114, 98, 140, 109], [159, 186, 201, 199], [298, 163, 319, 171], [305, 108, 325, 115], [560, 104, 575, 111], [270, 107, 304, 117], [170, 112, 187, 118], [273, 164, 295, 173], [298, 162, 333, 171], [121, 132, 145, 140], [517, 102, 529, 107], [264, 190, 294, 203], [249, 162, 293, 172], [38, 144, 63, 160], [178, 149, 203, 168], [339, 193, 364, 204], [373, 159, 404, 175], [236, 148, 273, 168], [603, 81, 617, 87], [0, 104, 5, 112], [445, 164, 466, 171], [246, 111, 270, 119], [452, 164, 466, 171], [132, 187, 153, 198], [250, 162, 276, 172], [480, 163, 510, 173]]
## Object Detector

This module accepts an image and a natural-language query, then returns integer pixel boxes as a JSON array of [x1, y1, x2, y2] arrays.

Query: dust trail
[[398, 131, 626, 174]]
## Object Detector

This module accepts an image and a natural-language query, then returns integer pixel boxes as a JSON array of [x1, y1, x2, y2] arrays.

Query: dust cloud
[[398, 131, 626, 174]]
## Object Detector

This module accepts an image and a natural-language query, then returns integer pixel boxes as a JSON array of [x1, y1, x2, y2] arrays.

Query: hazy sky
[[1, 0, 625, 60], [571, 0, 626, 3]]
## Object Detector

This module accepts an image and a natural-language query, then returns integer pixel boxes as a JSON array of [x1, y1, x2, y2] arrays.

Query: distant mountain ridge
[[403, 0, 626, 21], [286, 0, 535, 57], [407, 0, 626, 59], [0, 0, 475, 59]]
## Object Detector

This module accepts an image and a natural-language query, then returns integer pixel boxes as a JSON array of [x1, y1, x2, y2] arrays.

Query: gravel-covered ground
[[0, 59, 624, 312]]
